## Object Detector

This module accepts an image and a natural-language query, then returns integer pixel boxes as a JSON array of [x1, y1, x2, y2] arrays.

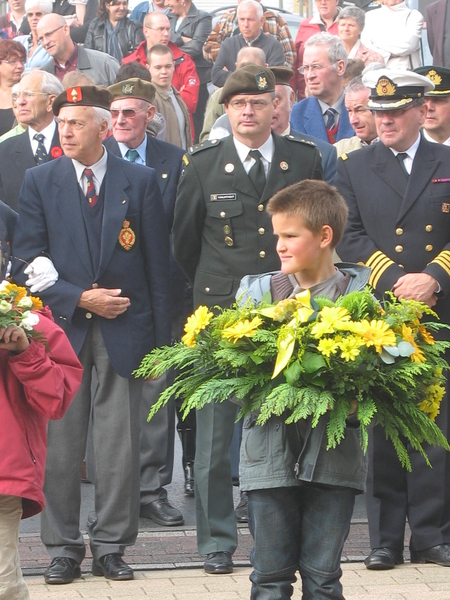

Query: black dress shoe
[[364, 548, 404, 570], [204, 551, 233, 574], [235, 492, 248, 523], [140, 498, 184, 526], [44, 557, 81, 584], [411, 544, 450, 566], [184, 462, 195, 496], [92, 554, 134, 580]]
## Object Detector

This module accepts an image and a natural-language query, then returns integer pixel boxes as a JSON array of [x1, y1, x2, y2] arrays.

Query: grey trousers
[[41, 321, 143, 563], [195, 400, 238, 555], [139, 375, 175, 506]]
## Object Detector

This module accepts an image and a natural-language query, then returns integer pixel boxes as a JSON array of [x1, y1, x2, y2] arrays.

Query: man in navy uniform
[[336, 69, 450, 570], [172, 64, 323, 574], [12, 85, 171, 584]]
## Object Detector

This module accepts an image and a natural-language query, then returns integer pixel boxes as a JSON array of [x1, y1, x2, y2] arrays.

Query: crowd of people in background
[[1, 0, 450, 597]]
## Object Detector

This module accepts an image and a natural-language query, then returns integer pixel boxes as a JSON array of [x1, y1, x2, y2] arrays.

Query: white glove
[[24, 257, 59, 293]]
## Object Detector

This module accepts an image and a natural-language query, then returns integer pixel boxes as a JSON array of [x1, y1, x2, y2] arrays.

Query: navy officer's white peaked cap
[[362, 69, 435, 110]]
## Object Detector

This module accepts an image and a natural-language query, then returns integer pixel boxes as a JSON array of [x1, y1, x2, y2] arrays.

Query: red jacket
[[122, 40, 200, 114], [292, 18, 339, 99], [0, 307, 82, 518]]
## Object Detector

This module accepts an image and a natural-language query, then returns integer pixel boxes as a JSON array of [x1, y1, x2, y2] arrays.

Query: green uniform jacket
[[172, 133, 323, 309]]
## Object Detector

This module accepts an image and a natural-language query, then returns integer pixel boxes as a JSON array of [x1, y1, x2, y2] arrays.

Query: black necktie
[[325, 108, 337, 131], [34, 133, 48, 165], [396, 152, 410, 178], [248, 150, 266, 197]]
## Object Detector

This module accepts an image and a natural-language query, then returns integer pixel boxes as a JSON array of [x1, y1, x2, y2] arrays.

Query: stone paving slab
[[25, 563, 450, 600]]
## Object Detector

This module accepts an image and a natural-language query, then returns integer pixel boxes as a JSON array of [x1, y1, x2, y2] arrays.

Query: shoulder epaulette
[[285, 134, 317, 149], [188, 138, 223, 155]]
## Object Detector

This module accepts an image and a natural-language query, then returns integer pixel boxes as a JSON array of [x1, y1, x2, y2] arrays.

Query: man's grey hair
[[92, 106, 112, 129], [40, 71, 64, 95], [337, 6, 365, 31], [25, 0, 53, 13], [237, 0, 264, 21], [305, 32, 348, 68], [345, 76, 369, 95]]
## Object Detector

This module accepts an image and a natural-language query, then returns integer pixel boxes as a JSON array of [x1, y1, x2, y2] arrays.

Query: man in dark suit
[[172, 64, 323, 574], [291, 32, 355, 143], [0, 70, 63, 212], [426, 0, 448, 67], [104, 77, 186, 525], [12, 86, 171, 584], [336, 69, 450, 570]]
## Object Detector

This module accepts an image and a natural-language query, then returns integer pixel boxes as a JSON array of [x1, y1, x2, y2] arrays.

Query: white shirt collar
[[423, 128, 450, 146], [28, 120, 56, 155], [72, 146, 108, 193], [117, 135, 147, 164], [389, 133, 421, 174], [233, 134, 274, 176]]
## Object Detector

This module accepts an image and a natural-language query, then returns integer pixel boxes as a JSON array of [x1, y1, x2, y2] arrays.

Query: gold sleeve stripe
[[366, 251, 385, 268], [430, 251, 450, 276], [369, 257, 395, 288]]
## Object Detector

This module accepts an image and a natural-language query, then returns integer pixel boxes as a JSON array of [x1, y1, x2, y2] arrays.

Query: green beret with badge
[[414, 66, 450, 97], [108, 78, 156, 104], [218, 64, 276, 104], [52, 85, 113, 116]]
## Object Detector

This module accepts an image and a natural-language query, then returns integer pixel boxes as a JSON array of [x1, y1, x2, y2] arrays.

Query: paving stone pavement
[[24, 563, 450, 600]]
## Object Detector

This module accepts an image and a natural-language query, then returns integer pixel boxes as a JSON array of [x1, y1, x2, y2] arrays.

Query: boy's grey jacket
[[237, 264, 371, 493]]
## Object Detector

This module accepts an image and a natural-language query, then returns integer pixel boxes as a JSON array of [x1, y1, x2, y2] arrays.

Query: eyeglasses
[[146, 26, 171, 32], [228, 98, 272, 111], [110, 106, 148, 119], [12, 90, 49, 101], [298, 63, 330, 75], [37, 25, 64, 44], [1, 59, 26, 66]]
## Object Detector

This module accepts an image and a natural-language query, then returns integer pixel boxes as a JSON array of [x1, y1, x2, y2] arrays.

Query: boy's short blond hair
[[266, 180, 349, 249]]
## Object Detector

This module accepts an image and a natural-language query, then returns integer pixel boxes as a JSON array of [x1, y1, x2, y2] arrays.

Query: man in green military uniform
[[172, 64, 323, 574]]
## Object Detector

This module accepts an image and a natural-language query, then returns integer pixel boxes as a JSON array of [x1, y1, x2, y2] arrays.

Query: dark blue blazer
[[12, 152, 171, 378], [0, 127, 61, 212], [291, 128, 337, 185], [103, 133, 184, 230], [290, 96, 355, 143]]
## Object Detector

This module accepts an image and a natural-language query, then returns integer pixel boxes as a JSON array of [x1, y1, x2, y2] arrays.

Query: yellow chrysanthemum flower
[[311, 306, 351, 338], [3, 283, 27, 302], [400, 324, 426, 363], [418, 325, 435, 345], [359, 319, 397, 353], [30, 295, 43, 310], [181, 306, 213, 347], [318, 338, 339, 357], [222, 316, 263, 343], [338, 335, 363, 361]]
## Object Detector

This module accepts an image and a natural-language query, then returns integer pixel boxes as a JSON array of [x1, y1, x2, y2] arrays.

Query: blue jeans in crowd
[[247, 484, 356, 599]]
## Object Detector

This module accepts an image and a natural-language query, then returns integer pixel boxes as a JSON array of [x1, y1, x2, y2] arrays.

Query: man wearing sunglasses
[[172, 64, 323, 575], [0, 69, 63, 212], [104, 78, 187, 527], [37, 13, 119, 85]]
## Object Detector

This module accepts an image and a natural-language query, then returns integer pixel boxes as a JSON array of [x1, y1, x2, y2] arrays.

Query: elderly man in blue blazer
[[12, 85, 171, 585], [290, 33, 355, 144], [104, 78, 188, 526]]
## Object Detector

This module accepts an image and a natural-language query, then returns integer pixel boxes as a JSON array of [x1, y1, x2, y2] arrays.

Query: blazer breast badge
[[119, 219, 135, 250]]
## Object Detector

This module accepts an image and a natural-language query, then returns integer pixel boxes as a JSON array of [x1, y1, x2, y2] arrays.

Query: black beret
[[53, 85, 113, 116]]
